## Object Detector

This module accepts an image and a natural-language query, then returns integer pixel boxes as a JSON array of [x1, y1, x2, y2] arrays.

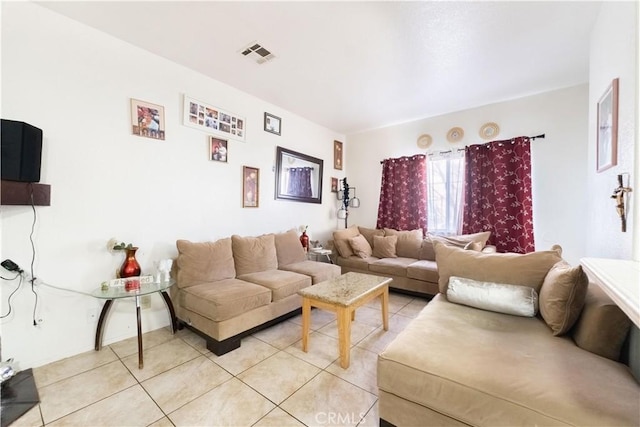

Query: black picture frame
[[264, 112, 281, 136]]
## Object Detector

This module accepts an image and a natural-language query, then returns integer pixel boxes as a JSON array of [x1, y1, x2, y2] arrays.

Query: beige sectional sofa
[[332, 225, 492, 297], [378, 243, 639, 426], [171, 229, 340, 355]]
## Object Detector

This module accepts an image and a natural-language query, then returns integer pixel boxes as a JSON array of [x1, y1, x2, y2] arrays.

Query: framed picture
[[597, 78, 619, 172], [210, 137, 228, 163], [242, 166, 259, 208], [334, 140, 343, 170], [331, 177, 339, 193], [183, 95, 245, 142], [131, 99, 165, 140], [264, 112, 281, 136]]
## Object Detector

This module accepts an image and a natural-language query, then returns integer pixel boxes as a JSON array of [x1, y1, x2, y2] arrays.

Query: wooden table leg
[[338, 307, 352, 368], [95, 299, 114, 351], [136, 295, 143, 369], [381, 286, 389, 331], [302, 298, 311, 352]]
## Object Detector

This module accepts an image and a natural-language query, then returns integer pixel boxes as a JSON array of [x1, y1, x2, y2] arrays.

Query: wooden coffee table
[[297, 272, 392, 368]]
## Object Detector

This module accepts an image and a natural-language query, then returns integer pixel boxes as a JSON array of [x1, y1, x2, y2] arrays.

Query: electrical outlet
[[141, 295, 151, 310]]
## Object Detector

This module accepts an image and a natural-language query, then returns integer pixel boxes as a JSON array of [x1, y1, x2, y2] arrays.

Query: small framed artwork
[[242, 166, 259, 208], [334, 140, 343, 170], [183, 95, 245, 142], [597, 78, 619, 172], [131, 99, 165, 140], [264, 112, 281, 136], [210, 137, 228, 163], [331, 177, 339, 193]]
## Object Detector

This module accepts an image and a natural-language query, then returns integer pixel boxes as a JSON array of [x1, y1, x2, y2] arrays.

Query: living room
[[1, 1, 638, 426]]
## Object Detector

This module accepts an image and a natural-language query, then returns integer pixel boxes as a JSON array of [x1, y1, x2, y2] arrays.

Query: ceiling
[[37, 1, 602, 134]]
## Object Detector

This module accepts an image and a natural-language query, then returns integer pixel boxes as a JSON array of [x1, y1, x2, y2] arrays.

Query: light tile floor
[[13, 292, 428, 427]]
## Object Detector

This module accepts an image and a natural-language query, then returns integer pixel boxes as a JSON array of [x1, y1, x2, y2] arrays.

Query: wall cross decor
[[611, 174, 632, 232]]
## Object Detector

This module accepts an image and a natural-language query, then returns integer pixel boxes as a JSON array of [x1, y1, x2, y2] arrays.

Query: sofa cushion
[[232, 234, 278, 276], [337, 255, 379, 270], [383, 228, 423, 258], [180, 278, 271, 322], [539, 262, 589, 336], [406, 260, 439, 283], [279, 260, 341, 284], [333, 225, 360, 257], [237, 270, 311, 302], [432, 231, 491, 249], [176, 238, 236, 289], [358, 226, 385, 248], [434, 242, 562, 295], [572, 283, 632, 361], [369, 257, 417, 276], [348, 234, 373, 258], [447, 276, 538, 317], [378, 294, 640, 427], [418, 236, 436, 261], [274, 229, 306, 267], [372, 235, 398, 258]]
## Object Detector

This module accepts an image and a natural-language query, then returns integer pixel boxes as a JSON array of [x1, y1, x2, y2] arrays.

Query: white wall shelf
[[581, 258, 640, 328]]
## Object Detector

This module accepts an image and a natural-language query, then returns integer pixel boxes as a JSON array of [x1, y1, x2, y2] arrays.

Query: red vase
[[300, 231, 309, 252], [120, 248, 141, 278]]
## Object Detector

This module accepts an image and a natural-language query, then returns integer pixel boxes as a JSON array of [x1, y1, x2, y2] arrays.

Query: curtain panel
[[376, 154, 427, 233], [462, 137, 534, 253]]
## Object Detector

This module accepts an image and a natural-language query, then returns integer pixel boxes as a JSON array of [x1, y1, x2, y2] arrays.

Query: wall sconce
[[336, 178, 360, 228]]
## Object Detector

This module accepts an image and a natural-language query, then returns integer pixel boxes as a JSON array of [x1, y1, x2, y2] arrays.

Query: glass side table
[[308, 248, 334, 264], [92, 279, 177, 369]]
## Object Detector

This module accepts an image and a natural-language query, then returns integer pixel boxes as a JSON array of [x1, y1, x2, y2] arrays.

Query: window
[[427, 153, 465, 235]]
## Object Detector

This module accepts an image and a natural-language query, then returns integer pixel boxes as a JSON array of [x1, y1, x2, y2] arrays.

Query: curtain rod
[[380, 134, 546, 163]]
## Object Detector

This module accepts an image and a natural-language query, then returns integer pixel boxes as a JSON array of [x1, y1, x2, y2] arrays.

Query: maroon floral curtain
[[287, 167, 312, 197], [376, 155, 427, 232], [462, 136, 534, 253]]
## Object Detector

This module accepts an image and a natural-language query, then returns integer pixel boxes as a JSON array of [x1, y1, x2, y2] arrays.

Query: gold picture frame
[[242, 166, 259, 208], [334, 140, 343, 170]]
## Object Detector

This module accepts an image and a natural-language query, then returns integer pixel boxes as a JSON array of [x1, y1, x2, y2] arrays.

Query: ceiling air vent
[[240, 42, 275, 64]]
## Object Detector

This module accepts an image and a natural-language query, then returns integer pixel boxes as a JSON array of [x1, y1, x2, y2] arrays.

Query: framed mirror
[[275, 146, 324, 204]]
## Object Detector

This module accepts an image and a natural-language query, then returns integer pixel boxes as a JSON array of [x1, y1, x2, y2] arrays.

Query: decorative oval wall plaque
[[479, 122, 500, 140], [446, 127, 464, 143], [417, 134, 433, 149]]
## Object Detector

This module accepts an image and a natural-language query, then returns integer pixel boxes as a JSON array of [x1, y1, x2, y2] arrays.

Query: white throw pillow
[[447, 276, 539, 317]]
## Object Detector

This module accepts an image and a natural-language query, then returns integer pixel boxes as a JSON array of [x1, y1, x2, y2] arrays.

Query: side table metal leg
[[95, 299, 114, 351], [136, 295, 143, 369], [160, 291, 178, 334]]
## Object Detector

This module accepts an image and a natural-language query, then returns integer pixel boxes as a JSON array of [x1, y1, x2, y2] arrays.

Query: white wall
[[0, 2, 345, 369], [346, 85, 589, 266], [587, 1, 639, 260]]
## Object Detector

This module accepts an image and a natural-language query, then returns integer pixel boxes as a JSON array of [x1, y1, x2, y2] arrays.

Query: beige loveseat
[[171, 230, 340, 355], [378, 243, 639, 426], [332, 225, 492, 297]]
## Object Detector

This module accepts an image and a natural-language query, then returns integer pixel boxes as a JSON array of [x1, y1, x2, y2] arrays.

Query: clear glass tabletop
[[92, 278, 175, 299]]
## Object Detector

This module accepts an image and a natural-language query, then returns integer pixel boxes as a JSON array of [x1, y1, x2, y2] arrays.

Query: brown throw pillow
[[383, 228, 423, 258], [539, 262, 589, 336], [372, 235, 398, 258], [434, 241, 563, 295], [572, 283, 631, 361], [418, 236, 436, 261], [348, 234, 373, 258], [332, 226, 360, 257], [358, 226, 385, 248]]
